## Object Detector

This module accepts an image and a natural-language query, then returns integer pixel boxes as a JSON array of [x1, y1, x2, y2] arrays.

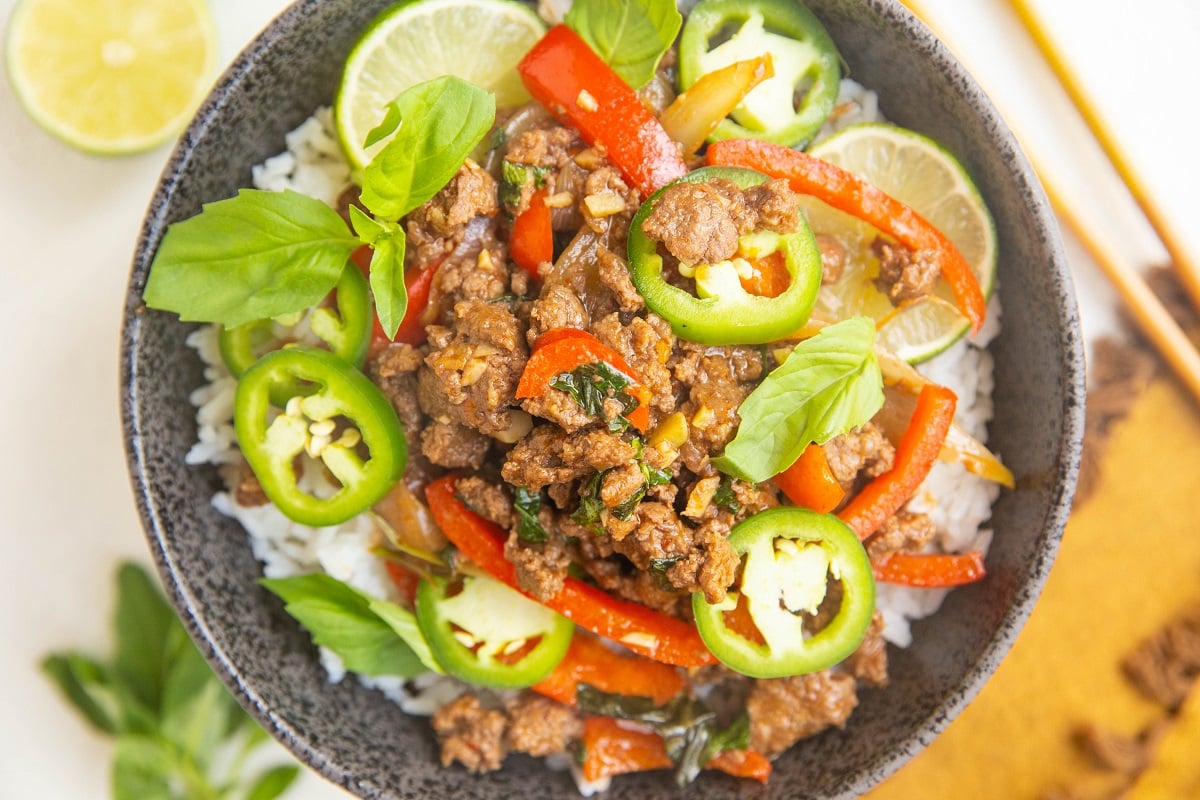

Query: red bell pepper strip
[[424, 475, 716, 667], [837, 383, 957, 540], [352, 246, 441, 353], [872, 550, 986, 587], [509, 187, 553, 277], [581, 716, 672, 782], [774, 442, 845, 514], [383, 561, 420, 606], [706, 139, 987, 334], [517, 25, 687, 198], [706, 749, 772, 784], [516, 328, 651, 432], [580, 716, 773, 784], [531, 632, 686, 706]]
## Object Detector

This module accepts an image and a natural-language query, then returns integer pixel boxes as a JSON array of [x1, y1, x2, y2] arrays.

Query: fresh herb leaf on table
[[41, 562, 300, 800]]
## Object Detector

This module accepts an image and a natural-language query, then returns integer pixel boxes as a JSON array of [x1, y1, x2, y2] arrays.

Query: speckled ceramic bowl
[[122, 0, 1084, 797]]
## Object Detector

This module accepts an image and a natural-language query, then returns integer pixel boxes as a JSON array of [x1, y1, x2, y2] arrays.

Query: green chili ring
[[416, 573, 574, 689], [693, 507, 875, 679], [233, 347, 406, 527], [219, 263, 372, 405], [678, 0, 842, 147], [626, 166, 822, 345]]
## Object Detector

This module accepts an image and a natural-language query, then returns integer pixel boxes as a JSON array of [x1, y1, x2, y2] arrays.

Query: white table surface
[[1, 0, 1197, 797]]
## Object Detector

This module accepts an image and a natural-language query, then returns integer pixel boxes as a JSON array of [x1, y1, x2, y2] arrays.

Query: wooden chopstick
[[896, 0, 1200, 407], [1005, 0, 1200, 314]]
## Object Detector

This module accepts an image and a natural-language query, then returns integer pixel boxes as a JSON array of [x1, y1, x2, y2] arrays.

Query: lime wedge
[[4, 0, 215, 154], [335, 0, 546, 170], [805, 123, 998, 362]]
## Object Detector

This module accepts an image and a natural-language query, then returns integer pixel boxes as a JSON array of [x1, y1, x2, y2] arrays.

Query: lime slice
[[4, 0, 215, 154], [804, 123, 998, 362], [335, 0, 546, 170]]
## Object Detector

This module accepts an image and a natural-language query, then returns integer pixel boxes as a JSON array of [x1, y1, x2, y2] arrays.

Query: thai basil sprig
[[144, 76, 495, 339]]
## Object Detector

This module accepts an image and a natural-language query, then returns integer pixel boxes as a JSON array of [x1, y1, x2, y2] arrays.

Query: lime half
[[4, 0, 215, 154], [335, 0, 546, 170], [805, 123, 997, 362]]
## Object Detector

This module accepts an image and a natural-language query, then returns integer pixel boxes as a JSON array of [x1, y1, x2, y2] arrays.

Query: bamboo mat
[[867, 375, 1200, 799]]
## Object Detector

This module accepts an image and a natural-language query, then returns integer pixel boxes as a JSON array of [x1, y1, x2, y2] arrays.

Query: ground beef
[[580, 166, 638, 240], [432, 694, 508, 773], [599, 461, 646, 511], [504, 694, 582, 757], [747, 670, 858, 757], [728, 478, 781, 522], [640, 177, 802, 268], [501, 426, 635, 490], [591, 313, 676, 416], [605, 503, 738, 604], [503, 125, 589, 229], [527, 283, 589, 347], [520, 384, 597, 433], [641, 179, 748, 266], [845, 610, 889, 687], [572, 533, 693, 618], [742, 178, 802, 233], [662, 517, 739, 604], [424, 221, 510, 324], [505, 513, 572, 600], [420, 421, 491, 469], [865, 509, 937, 561], [873, 237, 940, 304], [596, 243, 644, 312], [433, 692, 581, 772], [823, 422, 896, 490], [424, 301, 527, 435], [671, 342, 763, 472], [454, 475, 516, 529], [816, 233, 847, 284], [367, 343, 425, 435], [406, 161, 500, 278]]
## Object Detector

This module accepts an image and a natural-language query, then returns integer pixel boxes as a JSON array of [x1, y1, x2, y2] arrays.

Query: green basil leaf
[[349, 206, 409, 339], [260, 574, 433, 678], [360, 76, 496, 222], [364, 595, 444, 675], [244, 764, 302, 800], [144, 189, 359, 328], [712, 475, 741, 514], [713, 316, 884, 483], [513, 486, 549, 543], [111, 734, 179, 800], [368, 223, 408, 340], [113, 562, 176, 717], [571, 472, 606, 534], [565, 0, 682, 89], [41, 653, 120, 734], [550, 361, 641, 432]]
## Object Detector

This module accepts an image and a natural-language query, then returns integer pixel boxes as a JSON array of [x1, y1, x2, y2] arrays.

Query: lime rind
[[807, 122, 998, 362], [334, 0, 546, 170]]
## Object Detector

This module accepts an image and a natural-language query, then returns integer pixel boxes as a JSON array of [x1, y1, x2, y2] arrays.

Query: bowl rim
[[120, 0, 1086, 796]]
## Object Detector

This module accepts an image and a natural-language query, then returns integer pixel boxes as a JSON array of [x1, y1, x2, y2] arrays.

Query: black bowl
[[121, 0, 1085, 797]]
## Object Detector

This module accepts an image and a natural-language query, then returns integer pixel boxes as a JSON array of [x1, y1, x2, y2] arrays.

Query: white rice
[[185, 82, 1002, 734]]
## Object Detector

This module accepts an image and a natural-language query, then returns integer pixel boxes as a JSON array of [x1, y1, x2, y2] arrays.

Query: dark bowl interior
[[121, 0, 1085, 797]]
